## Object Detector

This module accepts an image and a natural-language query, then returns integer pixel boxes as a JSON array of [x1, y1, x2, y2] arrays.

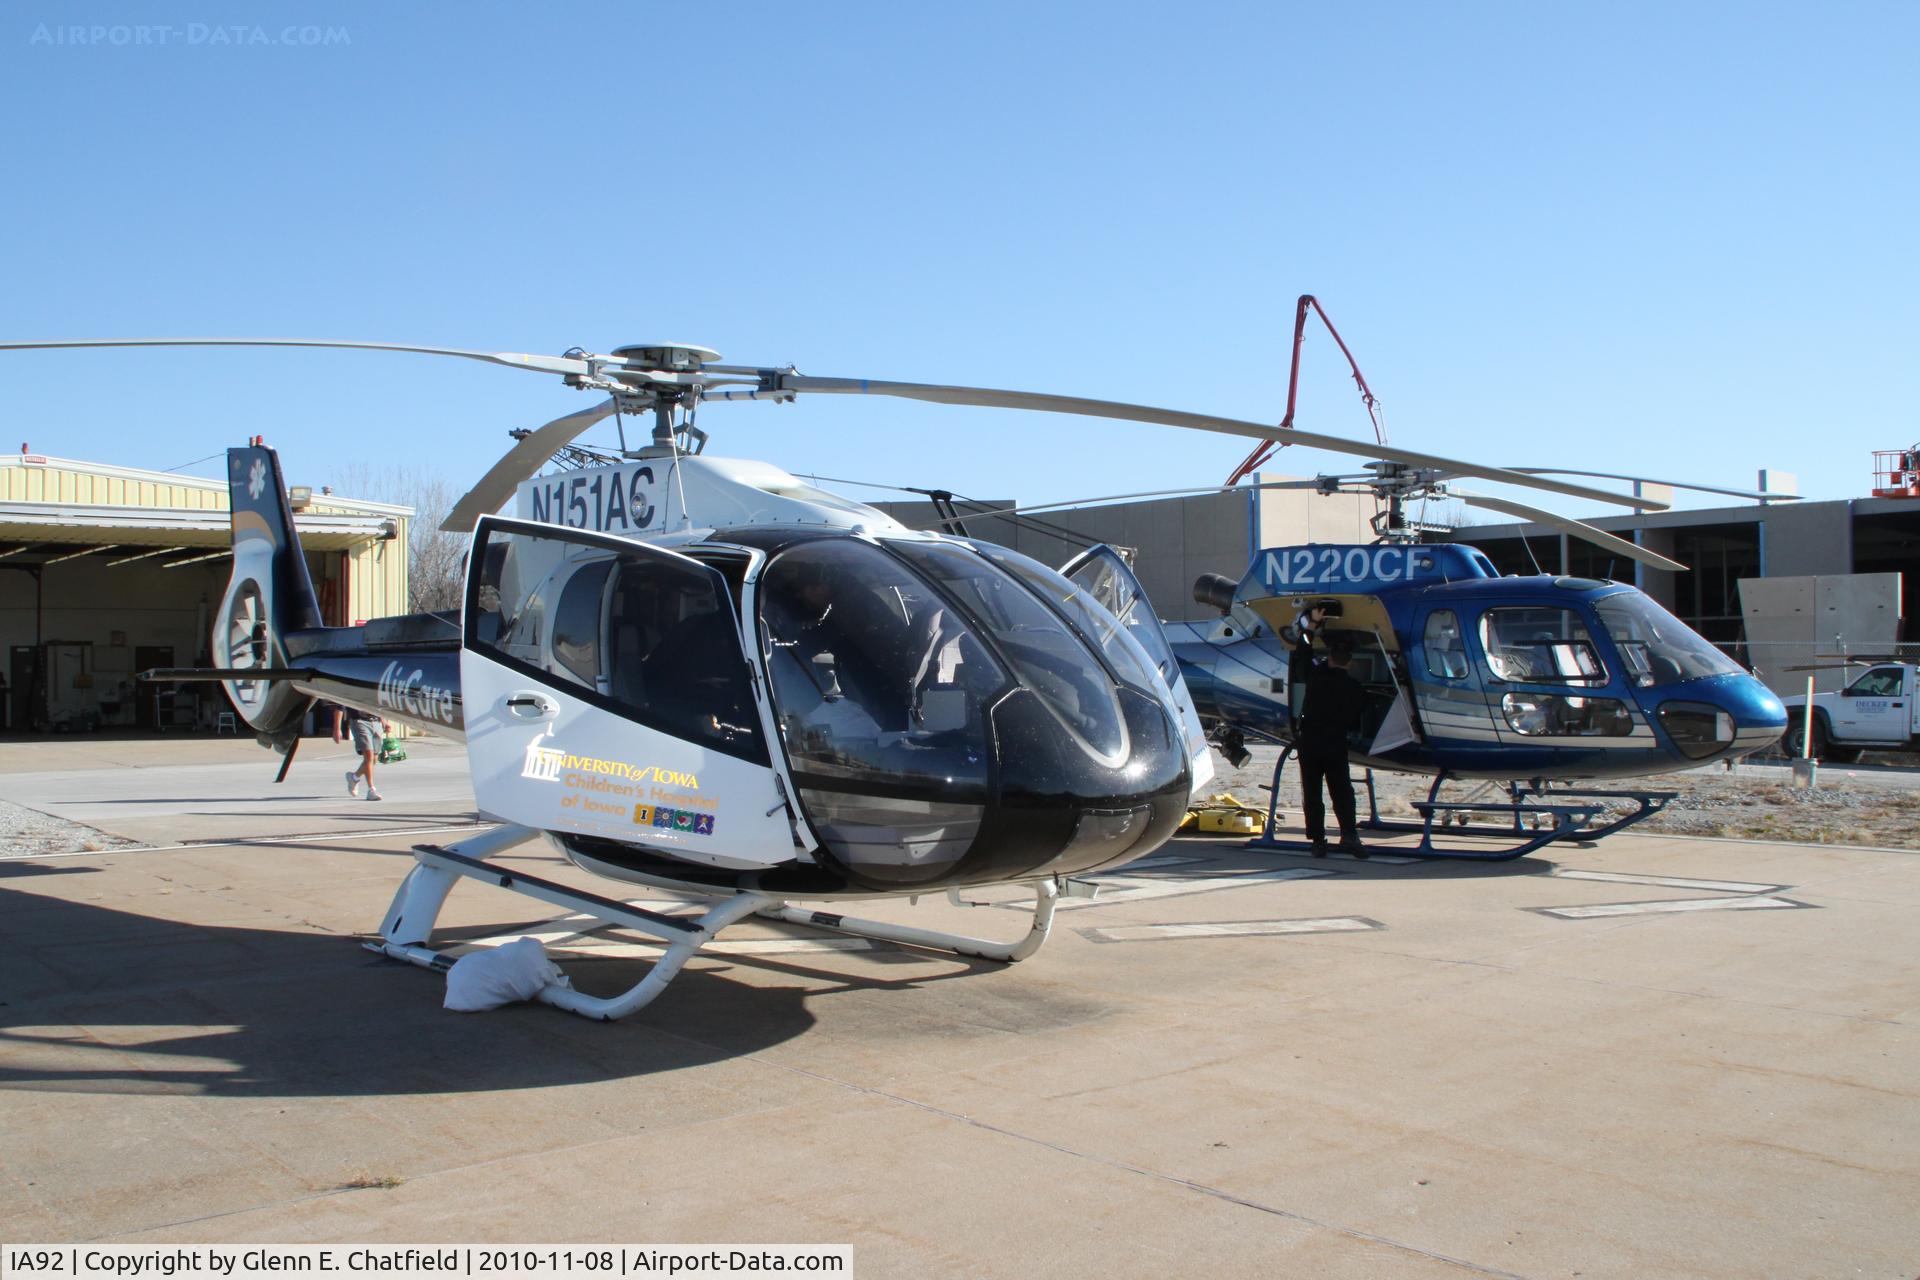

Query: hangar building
[[0, 452, 410, 733]]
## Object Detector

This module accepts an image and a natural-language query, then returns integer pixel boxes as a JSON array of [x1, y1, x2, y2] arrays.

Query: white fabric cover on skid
[[444, 936, 569, 1012]]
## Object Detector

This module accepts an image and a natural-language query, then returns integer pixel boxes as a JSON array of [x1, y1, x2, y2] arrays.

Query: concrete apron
[[1, 740, 1916, 1277]]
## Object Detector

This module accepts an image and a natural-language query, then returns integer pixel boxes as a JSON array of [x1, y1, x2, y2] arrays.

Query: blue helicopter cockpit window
[[1480, 607, 1607, 685], [886, 540, 1131, 762], [1591, 593, 1745, 687], [758, 541, 1006, 877], [1423, 610, 1470, 681]]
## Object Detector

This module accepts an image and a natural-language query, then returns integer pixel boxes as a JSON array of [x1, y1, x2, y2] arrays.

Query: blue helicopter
[[1160, 513, 1789, 858]]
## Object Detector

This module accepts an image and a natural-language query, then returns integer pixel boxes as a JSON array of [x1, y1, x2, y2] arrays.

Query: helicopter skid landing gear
[[368, 828, 1062, 1020], [758, 878, 1059, 964], [368, 826, 774, 1022], [1249, 749, 1676, 861]]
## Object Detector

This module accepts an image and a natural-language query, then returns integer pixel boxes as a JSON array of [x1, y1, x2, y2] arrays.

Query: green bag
[[378, 736, 408, 763]]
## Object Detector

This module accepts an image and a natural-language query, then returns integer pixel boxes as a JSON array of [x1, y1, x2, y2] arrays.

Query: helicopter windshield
[[758, 540, 1006, 877], [974, 544, 1168, 692], [1592, 592, 1745, 687], [886, 540, 1132, 760]]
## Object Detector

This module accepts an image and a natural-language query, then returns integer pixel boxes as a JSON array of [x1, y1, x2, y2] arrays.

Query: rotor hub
[[610, 343, 721, 372]]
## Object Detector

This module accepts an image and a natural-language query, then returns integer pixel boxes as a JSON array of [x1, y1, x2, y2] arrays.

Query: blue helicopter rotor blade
[[778, 376, 1670, 513], [1451, 489, 1688, 573]]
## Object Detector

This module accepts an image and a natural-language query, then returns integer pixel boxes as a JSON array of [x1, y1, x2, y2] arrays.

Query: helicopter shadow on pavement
[[0, 876, 871, 1100], [1158, 834, 1561, 882]]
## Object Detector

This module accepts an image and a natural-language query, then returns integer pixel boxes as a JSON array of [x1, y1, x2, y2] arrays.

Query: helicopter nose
[[1647, 676, 1787, 763], [973, 684, 1193, 881]]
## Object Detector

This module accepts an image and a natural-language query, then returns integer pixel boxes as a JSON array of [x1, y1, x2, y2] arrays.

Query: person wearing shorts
[[333, 705, 388, 801]]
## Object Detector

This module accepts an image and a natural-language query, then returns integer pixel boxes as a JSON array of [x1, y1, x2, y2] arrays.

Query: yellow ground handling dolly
[[1180, 792, 1268, 835]]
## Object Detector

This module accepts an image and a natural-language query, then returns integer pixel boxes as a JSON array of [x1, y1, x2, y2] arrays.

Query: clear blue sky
[[4, 1, 1915, 523]]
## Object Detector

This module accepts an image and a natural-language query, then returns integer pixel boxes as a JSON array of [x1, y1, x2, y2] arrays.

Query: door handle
[[504, 691, 558, 720]]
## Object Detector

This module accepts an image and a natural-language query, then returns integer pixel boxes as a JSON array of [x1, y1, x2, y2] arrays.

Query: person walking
[[334, 703, 389, 801], [1294, 632, 1369, 858]]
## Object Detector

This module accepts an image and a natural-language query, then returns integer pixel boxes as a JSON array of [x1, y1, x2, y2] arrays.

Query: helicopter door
[[460, 516, 796, 870], [1060, 544, 1214, 788]]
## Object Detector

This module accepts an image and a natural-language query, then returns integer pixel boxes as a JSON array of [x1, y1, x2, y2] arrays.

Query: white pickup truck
[[1779, 662, 1920, 762]]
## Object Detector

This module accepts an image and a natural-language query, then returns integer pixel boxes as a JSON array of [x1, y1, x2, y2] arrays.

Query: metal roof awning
[[0, 501, 394, 554]]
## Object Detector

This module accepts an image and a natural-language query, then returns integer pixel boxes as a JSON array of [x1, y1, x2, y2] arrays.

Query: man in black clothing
[[1293, 632, 1369, 858]]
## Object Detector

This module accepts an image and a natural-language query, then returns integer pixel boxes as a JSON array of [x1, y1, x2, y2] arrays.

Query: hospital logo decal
[[522, 739, 567, 781], [633, 804, 716, 836], [248, 457, 267, 500]]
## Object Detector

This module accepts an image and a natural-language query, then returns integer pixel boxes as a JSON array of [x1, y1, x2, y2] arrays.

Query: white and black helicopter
[[1, 335, 1774, 1018]]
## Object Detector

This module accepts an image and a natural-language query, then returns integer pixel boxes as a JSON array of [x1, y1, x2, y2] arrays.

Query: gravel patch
[[0, 797, 139, 857], [1209, 748, 1920, 850]]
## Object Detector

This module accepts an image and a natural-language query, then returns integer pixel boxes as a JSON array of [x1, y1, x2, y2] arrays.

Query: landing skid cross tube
[[368, 827, 1065, 1020], [1249, 747, 1676, 861]]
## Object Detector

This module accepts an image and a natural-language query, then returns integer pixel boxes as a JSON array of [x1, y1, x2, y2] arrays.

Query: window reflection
[[1500, 690, 1634, 736], [553, 560, 613, 688]]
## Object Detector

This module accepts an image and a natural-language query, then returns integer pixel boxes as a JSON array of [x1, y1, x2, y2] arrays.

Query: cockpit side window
[[469, 525, 766, 763], [1422, 610, 1469, 681], [1479, 606, 1606, 685]]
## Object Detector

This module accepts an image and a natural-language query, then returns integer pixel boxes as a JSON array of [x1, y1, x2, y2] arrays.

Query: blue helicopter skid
[[1247, 749, 1677, 861]]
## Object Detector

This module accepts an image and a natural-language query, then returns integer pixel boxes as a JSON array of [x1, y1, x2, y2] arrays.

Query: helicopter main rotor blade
[[0, 337, 596, 379], [1449, 489, 1688, 573], [441, 398, 619, 532], [964, 477, 1373, 517], [776, 376, 1669, 512], [1508, 468, 1799, 503]]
